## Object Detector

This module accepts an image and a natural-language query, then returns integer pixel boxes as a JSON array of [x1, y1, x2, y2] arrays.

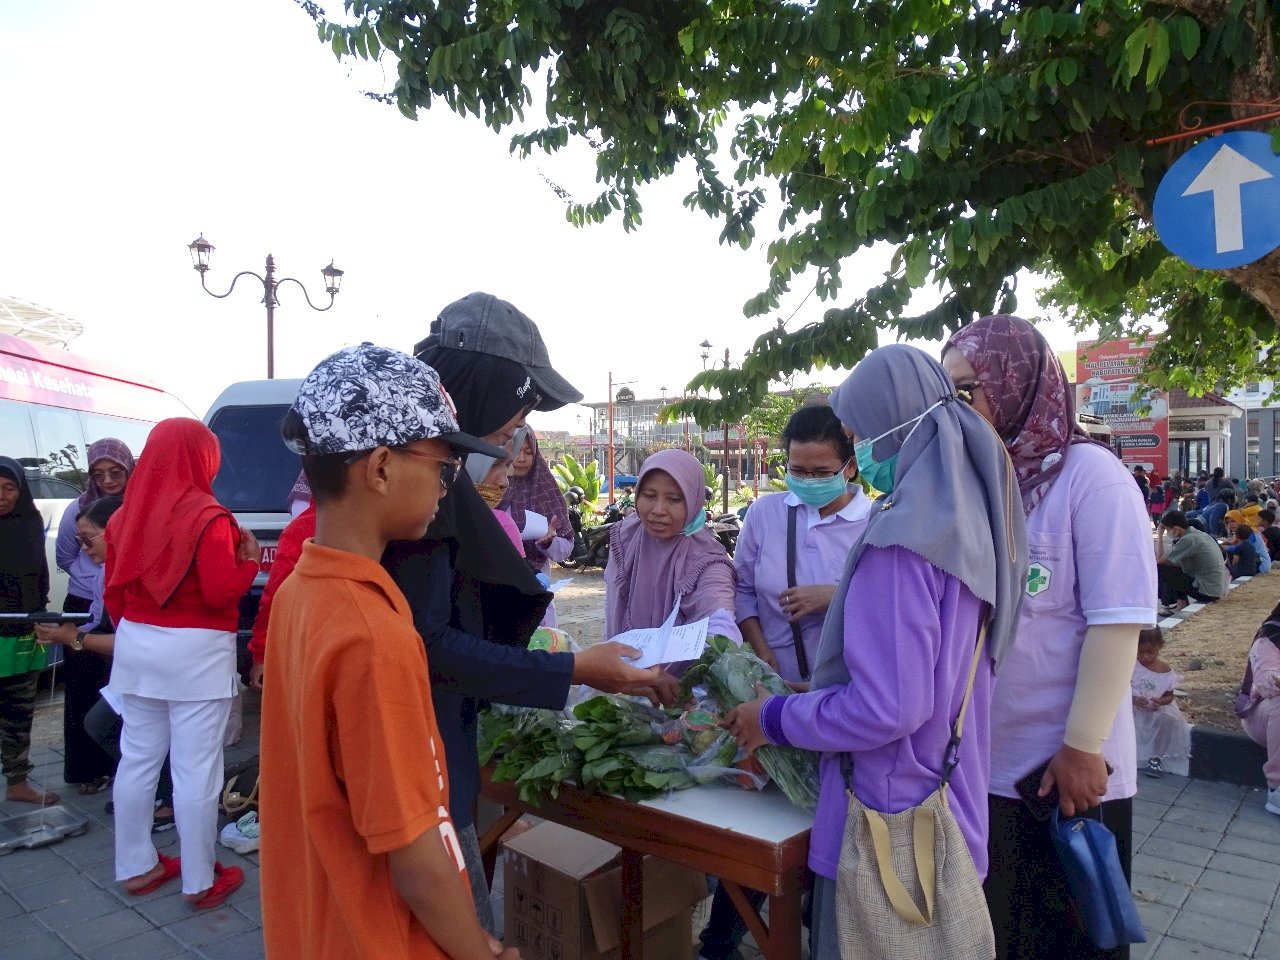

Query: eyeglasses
[[391, 448, 462, 490], [954, 382, 983, 405], [785, 459, 851, 480], [76, 532, 105, 549], [90, 467, 127, 484]]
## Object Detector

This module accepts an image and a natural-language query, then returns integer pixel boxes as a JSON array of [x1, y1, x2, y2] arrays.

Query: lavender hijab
[[810, 345, 1028, 683], [605, 449, 735, 637]]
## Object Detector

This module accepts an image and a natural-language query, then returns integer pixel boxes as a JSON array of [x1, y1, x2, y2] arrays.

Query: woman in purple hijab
[[604, 449, 741, 642], [55, 436, 136, 792]]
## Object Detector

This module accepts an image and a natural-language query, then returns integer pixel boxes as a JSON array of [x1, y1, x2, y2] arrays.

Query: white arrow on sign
[[1182, 144, 1274, 254]]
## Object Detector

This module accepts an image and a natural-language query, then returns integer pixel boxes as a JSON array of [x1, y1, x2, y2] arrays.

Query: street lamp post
[[187, 234, 344, 379], [722, 347, 731, 516]]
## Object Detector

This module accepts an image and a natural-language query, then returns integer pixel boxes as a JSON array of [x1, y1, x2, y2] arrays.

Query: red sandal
[[190, 862, 244, 911], [126, 852, 182, 896]]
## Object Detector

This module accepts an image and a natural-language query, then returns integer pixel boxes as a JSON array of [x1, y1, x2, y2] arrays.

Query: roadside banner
[[1076, 338, 1169, 477]]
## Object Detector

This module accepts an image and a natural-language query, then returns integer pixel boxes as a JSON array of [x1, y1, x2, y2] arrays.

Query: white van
[[0, 333, 192, 613]]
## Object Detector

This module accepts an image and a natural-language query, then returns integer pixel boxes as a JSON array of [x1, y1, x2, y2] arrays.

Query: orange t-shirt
[[260, 540, 465, 960]]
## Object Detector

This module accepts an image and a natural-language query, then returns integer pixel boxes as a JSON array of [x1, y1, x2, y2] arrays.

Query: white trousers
[[113, 693, 231, 895]]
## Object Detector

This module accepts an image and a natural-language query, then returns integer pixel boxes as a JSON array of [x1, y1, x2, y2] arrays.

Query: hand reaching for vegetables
[[723, 682, 772, 755], [572, 642, 680, 708]]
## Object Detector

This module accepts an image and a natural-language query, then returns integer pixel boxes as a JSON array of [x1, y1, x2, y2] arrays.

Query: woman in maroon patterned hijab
[[944, 314, 1109, 515]]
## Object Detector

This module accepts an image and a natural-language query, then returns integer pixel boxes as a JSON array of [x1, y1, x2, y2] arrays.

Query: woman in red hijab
[[104, 419, 260, 910]]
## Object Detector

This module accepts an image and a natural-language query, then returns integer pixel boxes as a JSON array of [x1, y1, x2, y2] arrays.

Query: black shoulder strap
[[787, 504, 810, 680]]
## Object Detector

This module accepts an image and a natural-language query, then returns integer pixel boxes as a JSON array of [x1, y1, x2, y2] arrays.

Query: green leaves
[[308, 0, 1280, 412]]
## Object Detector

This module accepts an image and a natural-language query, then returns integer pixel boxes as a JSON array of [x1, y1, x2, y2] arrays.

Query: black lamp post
[[187, 234, 343, 378]]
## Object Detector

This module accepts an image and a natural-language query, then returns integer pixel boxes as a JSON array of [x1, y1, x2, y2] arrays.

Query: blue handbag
[[1049, 809, 1146, 950]]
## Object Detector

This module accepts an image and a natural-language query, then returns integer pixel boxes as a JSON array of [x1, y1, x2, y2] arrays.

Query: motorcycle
[[559, 489, 620, 569], [708, 511, 741, 556]]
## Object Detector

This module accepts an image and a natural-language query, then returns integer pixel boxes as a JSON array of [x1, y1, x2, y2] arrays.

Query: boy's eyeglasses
[[391, 448, 463, 490], [76, 532, 105, 549], [342, 448, 463, 491]]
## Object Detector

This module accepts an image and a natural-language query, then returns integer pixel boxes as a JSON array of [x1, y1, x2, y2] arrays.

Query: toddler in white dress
[[1132, 626, 1192, 776]]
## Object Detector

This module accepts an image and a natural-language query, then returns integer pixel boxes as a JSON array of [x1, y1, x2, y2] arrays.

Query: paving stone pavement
[[6, 754, 1279, 960]]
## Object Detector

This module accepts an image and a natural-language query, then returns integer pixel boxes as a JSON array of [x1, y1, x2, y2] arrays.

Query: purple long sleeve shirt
[[759, 545, 991, 881], [56, 503, 99, 600]]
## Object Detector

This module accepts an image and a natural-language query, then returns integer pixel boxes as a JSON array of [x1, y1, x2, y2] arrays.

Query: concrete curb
[[1189, 725, 1268, 789]]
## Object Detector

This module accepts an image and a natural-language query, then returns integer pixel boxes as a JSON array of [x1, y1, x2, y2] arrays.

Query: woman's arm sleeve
[[776, 547, 943, 753], [195, 517, 259, 609], [1063, 623, 1142, 753], [732, 507, 763, 623], [55, 506, 80, 572]]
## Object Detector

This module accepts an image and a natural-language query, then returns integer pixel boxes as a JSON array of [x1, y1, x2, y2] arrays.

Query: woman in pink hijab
[[604, 450, 740, 642]]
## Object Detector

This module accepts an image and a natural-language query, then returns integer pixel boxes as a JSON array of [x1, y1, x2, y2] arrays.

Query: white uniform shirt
[[989, 443, 1157, 801]]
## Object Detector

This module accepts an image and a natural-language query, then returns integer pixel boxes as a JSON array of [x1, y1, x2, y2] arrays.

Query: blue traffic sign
[[1153, 131, 1280, 269]]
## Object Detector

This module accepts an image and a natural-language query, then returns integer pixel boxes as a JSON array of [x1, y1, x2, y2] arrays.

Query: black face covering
[[0, 456, 50, 630], [416, 347, 539, 441], [391, 345, 552, 646]]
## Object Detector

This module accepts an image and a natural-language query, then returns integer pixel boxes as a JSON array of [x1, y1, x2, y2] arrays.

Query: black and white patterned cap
[[287, 343, 508, 458]]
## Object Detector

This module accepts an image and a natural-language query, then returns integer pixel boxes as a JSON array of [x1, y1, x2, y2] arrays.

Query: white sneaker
[[219, 811, 260, 853], [1266, 788, 1280, 817]]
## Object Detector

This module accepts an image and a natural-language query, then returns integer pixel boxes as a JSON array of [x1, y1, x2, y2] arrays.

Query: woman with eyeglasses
[[697, 405, 873, 960], [54, 438, 136, 793], [105, 418, 259, 910], [943, 315, 1155, 960]]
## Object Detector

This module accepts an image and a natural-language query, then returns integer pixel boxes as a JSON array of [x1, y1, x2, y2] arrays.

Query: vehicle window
[[78, 413, 155, 464], [208, 404, 299, 513], [26, 474, 81, 499], [29, 404, 88, 489], [0, 398, 37, 464]]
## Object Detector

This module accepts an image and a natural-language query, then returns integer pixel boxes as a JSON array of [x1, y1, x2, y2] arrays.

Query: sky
[[0, 0, 1092, 433]]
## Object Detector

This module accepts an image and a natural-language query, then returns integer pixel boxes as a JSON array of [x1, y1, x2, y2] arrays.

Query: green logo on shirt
[[1026, 564, 1052, 596]]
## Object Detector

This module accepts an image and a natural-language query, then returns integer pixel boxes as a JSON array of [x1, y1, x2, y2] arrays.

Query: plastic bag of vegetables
[[482, 706, 581, 806], [684, 635, 821, 809]]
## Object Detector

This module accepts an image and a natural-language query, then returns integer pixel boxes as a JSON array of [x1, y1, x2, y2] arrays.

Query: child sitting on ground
[[1132, 626, 1192, 777], [1227, 522, 1263, 578]]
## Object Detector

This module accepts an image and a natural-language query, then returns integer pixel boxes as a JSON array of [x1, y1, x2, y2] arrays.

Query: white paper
[[548, 578, 574, 594], [521, 511, 550, 540], [611, 611, 710, 668]]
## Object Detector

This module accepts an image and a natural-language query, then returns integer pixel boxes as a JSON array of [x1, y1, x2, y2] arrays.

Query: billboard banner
[[1076, 338, 1169, 478]]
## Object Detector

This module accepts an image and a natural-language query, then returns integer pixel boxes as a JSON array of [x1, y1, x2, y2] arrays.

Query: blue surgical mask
[[683, 507, 707, 536], [853, 400, 944, 494], [786, 466, 851, 509]]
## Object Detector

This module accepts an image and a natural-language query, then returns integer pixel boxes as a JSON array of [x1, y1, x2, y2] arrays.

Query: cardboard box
[[502, 821, 708, 960]]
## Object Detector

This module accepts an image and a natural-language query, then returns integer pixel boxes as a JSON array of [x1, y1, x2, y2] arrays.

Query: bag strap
[[940, 616, 988, 789], [863, 804, 937, 926], [786, 504, 811, 680]]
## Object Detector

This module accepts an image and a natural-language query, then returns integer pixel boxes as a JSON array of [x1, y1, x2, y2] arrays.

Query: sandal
[[190, 862, 244, 911], [126, 852, 182, 896], [77, 775, 112, 796]]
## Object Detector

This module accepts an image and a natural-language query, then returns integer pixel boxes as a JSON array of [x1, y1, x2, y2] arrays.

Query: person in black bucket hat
[[387, 292, 679, 932]]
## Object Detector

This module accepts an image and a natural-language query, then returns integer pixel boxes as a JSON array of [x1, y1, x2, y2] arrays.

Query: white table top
[[635, 780, 814, 845]]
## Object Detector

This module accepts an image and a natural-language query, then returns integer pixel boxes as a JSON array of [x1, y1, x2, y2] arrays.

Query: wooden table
[[480, 766, 812, 960]]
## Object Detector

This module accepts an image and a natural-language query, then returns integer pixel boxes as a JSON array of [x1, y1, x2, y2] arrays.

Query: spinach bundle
[[485, 707, 580, 806], [571, 695, 697, 800]]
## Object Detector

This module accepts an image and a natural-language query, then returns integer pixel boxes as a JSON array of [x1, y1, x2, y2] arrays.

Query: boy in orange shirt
[[260, 343, 519, 960]]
